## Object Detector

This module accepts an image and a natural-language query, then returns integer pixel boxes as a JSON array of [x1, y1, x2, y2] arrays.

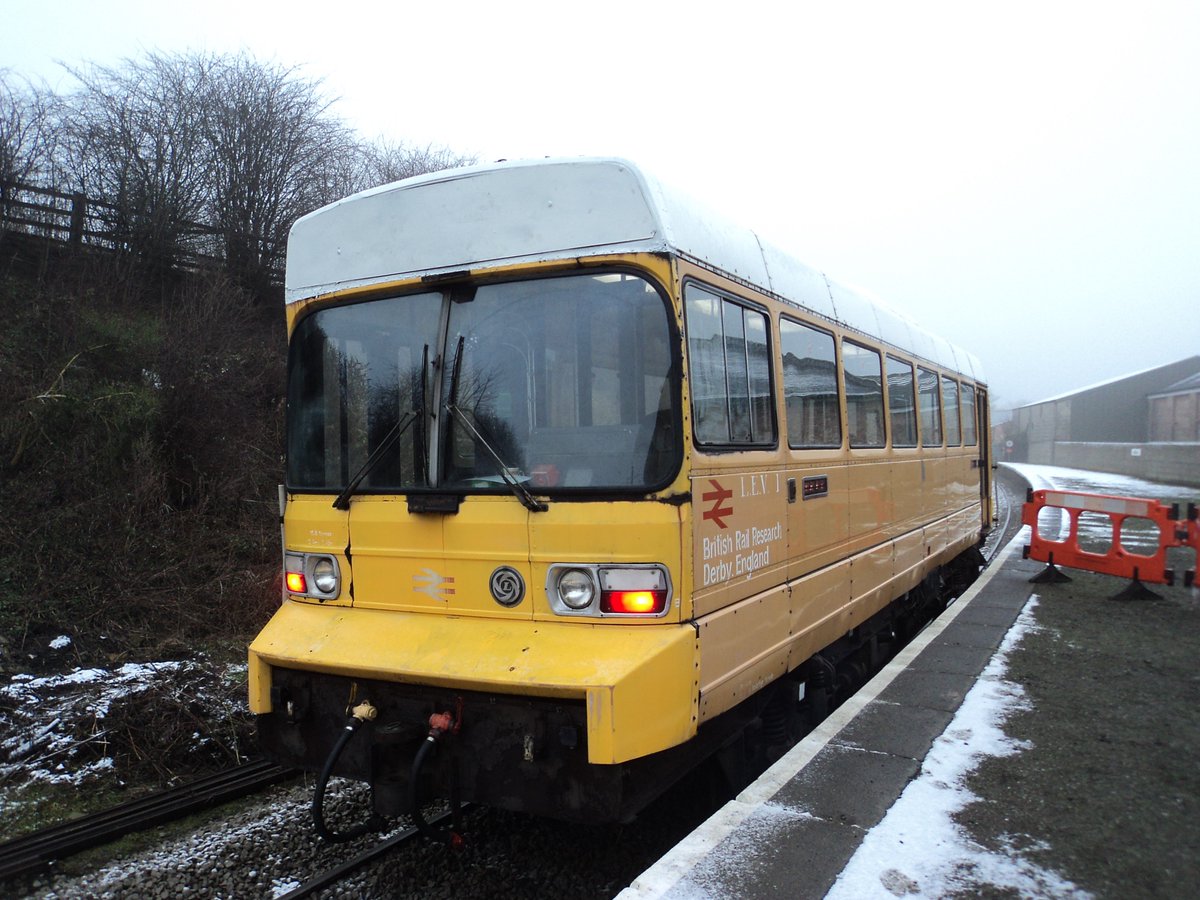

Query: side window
[[780, 318, 841, 448], [843, 340, 885, 448], [886, 356, 917, 447], [943, 377, 962, 446], [918, 367, 942, 447], [684, 284, 775, 446], [962, 383, 978, 446]]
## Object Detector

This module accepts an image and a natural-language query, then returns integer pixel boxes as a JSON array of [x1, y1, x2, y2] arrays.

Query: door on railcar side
[[684, 283, 789, 618], [973, 386, 992, 527], [778, 316, 850, 579]]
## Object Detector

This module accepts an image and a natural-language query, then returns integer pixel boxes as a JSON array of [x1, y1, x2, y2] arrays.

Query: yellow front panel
[[283, 494, 351, 603], [530, 500, 683, 620], [285, 494, 349, 555], [348, 495, 533, 618], [248, 599, 697, 763]]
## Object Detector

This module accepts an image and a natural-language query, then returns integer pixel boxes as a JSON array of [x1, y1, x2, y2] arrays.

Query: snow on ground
[[1003, 463, 1196, 503], [824, 596, 1090, 899], [1, 659, 184, 789], [0, 647, 246, 802]]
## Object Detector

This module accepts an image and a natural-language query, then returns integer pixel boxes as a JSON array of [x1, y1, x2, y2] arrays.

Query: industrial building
[[1004, 356, 1200, 486]]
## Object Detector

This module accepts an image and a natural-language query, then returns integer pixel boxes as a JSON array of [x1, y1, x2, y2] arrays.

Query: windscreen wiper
[[331, 410, 418, 510], [444, 335, 548, 513], [332, 345, 429, 510]]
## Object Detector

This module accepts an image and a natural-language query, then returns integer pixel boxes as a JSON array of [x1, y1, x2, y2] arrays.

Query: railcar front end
[[248, 256, 714, 823]]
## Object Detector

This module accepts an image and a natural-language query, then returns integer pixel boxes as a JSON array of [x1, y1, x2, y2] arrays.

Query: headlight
[[312, 558, 338, 594], [557, 569, 596, 609]]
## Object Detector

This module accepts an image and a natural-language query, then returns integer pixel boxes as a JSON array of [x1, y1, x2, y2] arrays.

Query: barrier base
[[1110, 577, 1162, 602], [1030, 563, 1072, 585]]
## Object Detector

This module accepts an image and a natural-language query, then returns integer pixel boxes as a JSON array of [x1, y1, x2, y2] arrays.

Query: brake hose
[[312, 701, 383, 843], [410, 707, 465, 847]]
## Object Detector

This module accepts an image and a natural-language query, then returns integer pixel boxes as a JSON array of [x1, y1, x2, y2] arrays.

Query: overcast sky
[[5, 0, 1198, 408]]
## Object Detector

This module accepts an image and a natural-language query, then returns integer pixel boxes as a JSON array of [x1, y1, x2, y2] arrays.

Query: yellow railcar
[[248, 158, 990, 832]]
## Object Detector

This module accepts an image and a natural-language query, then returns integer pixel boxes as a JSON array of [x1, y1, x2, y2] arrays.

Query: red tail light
[[286, 572, 307, 594], [601, 589, 667, 615]]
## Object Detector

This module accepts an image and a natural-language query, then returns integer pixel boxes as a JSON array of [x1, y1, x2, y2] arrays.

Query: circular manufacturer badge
[[490, 567, 525, 607]]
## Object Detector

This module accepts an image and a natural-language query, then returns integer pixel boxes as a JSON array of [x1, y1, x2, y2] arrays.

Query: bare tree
[[357, 138, 475, 188], [11, 50, 475, 294], [1, 71, 61, 233], [0, 71, 58, 186], [57, 53, 214, 274], [200, 55, 359, 294]]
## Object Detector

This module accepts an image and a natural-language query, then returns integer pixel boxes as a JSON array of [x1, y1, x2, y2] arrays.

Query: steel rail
[[0, 758, 296, 882], [276, 807, 464, 900]]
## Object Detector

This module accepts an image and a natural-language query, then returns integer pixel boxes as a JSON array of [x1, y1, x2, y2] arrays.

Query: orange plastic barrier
[[1186, 504, 1199, 588], [1021, 489, 1192, 587]]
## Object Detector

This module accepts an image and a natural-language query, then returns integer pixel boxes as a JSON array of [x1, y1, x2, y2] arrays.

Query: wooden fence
[[0, 179, 281, 280]]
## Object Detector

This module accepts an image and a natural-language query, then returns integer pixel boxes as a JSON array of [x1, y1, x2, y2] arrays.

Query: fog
[[5, 0, 1198, 409]]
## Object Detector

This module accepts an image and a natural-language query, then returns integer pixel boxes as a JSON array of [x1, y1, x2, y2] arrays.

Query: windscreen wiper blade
[[332, 410, 418, 510], [444, 335, 547, 513], [332, 344, 431, 510]]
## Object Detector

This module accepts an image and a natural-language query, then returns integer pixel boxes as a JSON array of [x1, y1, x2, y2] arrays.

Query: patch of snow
[[49, 635, 72, 650], [1004, 463, 1195, 502], [0, 658, 245, 793], [824, 597, 1092, 899]]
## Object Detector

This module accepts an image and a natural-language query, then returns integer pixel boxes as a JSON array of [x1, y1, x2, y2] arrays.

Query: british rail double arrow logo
[[414, 568, 455, 601], [702, 479, 734, 529]]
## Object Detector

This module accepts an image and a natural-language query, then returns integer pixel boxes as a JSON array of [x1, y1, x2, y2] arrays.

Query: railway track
[[276, 806, 465, 900], [0, 758, 296, 882], [985, 465, 1026, 562]]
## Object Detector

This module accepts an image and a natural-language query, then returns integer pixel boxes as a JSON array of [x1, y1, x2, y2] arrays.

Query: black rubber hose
[[409, 736, 446, 842], [312, 718, 377, 843]]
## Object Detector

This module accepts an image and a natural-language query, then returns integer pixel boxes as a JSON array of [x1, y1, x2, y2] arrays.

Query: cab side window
[[962, 384, 978, 446], [684, 284, 775, 447]]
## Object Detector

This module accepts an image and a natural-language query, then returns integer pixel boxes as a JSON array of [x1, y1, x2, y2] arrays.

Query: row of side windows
[[684, 282, 979, 451]]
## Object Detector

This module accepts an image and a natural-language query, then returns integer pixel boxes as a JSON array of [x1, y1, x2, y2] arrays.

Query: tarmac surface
[[618, 470, 1200, 899]]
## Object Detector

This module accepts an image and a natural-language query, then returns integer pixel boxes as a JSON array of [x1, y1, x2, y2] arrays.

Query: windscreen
[[287, 272, 679, 493]]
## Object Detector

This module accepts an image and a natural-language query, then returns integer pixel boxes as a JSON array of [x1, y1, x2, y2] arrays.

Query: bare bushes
[[0, 260, 282, 666]]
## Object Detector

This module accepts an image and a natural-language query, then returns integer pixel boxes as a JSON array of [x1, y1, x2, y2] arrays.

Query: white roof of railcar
[[286, 157, 984, 382]]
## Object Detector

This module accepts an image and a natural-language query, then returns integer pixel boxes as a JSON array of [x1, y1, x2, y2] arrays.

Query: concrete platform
[[617, 538, 1043, 899]]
